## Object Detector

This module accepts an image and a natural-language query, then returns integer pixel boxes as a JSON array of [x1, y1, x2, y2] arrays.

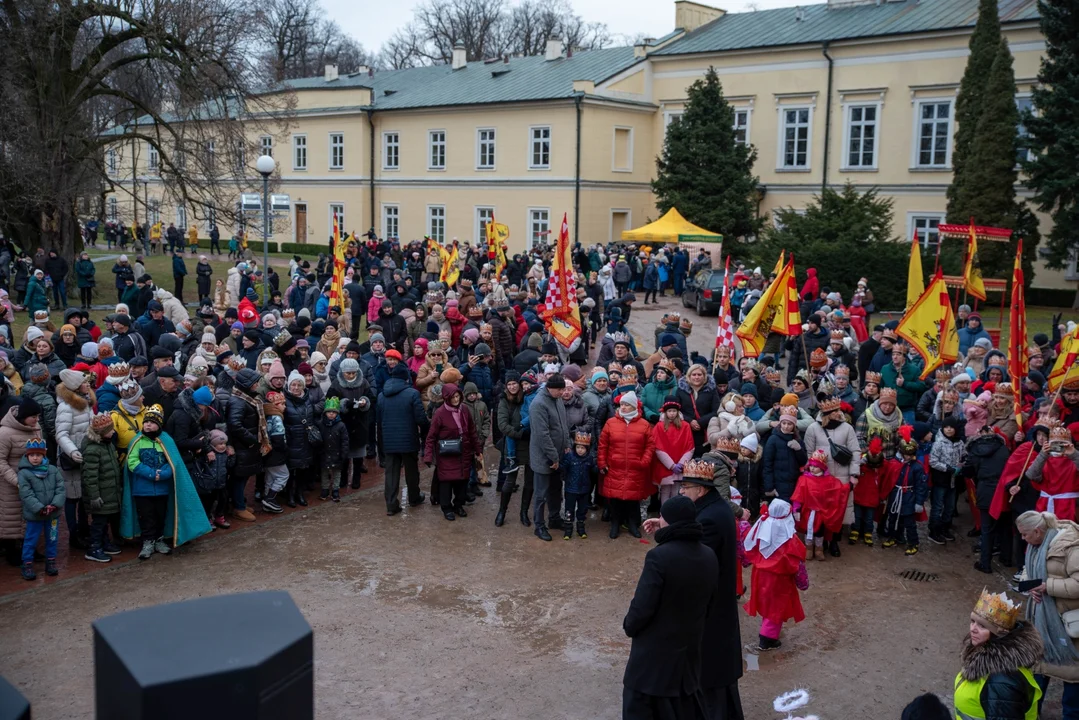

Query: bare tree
[[0, 0, 294, 262], [412, 0, 509, 64], [255, 0, 375, 81], [507, 0, 610, 56]]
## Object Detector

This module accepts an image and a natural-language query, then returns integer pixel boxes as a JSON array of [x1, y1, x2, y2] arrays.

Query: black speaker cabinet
[[93, 591, 312, 720], [0, 675, 30, 720]]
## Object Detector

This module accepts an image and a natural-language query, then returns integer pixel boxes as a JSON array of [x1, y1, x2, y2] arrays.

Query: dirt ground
[[0, 293, 1065, 718]]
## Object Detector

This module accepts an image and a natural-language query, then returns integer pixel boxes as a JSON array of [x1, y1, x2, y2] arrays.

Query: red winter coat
[[445, 307, 467, 349], [791, 472, 848, 535], [853, 461, 894, 508], [424, 397, 480, 482], [598, 413, 655, 501], [745, 539, 806, 625]]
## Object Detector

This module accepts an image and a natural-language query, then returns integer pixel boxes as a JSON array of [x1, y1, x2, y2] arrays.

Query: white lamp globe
[[255, 155, 275, 175]]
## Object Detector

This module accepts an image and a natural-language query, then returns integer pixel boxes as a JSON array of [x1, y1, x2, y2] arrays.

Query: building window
[[329, 203, 344, 235], [260, 135, 273, 158], [613, 127, 633, 171], [733, 110, 750, 146], [916, 101, 951, 168], [330, 133, 344, 169], [1015, 95, 1034, 165], [108, 197, 118, 221], [107, 149, 117, 175], [428, 205, 445, 242], [780, 107, 811, 169], [845, 104, 878, 169], [477, 129, 496, 170], [911, 214, 945, 252], [664, 111, 683, 130], [177, 206, 187, 229], [530, 126, 551, 169], [293, 135, 307, 170], [147, 143, 159, 172], [528, 208, 549, 247], [207, 206, 216, 229], [383, 132, 399, 170], [234, 140, 246, 173], [148, 199, 160, 225], [383, 205, 399, 240], [428, 130, 446, 170], [476, 207, 494, 244]]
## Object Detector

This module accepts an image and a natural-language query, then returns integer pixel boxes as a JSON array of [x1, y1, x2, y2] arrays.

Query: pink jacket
[[367, 294, 383, 324]]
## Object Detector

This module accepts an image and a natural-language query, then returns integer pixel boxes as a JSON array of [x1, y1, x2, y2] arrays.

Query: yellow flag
[[897, 269, 959, 380], [736, 258, 792, 357], [444, 242, 460, 287], [907, 229, 924, 311], [769, 258, 801, 335], [963, 220, 987, 301], [771, 250, 785, 278], [329, 211, 347, 309], [1047, 325, 1079, 393]]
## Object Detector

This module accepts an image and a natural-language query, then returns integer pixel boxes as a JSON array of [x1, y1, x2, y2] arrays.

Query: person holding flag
[[542, 213, 582, 353], [896, 269, 959, 382]]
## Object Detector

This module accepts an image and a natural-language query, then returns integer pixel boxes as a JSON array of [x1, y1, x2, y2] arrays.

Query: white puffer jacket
[[55, 385, 96, 498], [155, 289, 189, 327], [226, 267, 241, 307]]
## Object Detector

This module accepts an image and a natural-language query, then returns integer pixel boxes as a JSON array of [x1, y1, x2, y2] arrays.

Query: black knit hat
[[15, 397, 41, 422], [660, 495, 697, 525], [545, 373, 566, 389]]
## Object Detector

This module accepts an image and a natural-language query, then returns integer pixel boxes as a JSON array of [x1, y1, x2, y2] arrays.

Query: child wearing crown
[[955, 588, 1042, 719], [743, 498, 808, 651], [650, 396, 695, 504], [851, 436, 896, 546], [790, 449, 848, 561], [1024, 422, 1079, 522], [561, 429, 595, 540], [879, 426, 929, 556]]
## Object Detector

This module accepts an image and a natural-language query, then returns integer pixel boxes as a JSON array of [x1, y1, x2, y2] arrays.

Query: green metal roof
[[654, 0, 1040, 55], [285, 46, 642, 110]]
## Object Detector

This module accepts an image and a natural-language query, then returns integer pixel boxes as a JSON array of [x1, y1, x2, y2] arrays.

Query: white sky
[[328, 0, 808, 54]]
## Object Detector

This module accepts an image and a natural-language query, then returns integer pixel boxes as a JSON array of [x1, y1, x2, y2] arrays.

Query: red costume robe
[[791, 471, 848, 537], [649, 420, 694, 486], [745, 538, 806, 625], [989, 442, 1037, 520], [1031, 455, 1079, 521], [853, 460, 896, 509]]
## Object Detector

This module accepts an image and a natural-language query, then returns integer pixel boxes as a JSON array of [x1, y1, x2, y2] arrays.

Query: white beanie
[[115, 303, 129, 315], [25, 326, 44, 344], [740, 434, 759, 454], [310, 351, 327, 365], [618, 390, 639, 407], [287, 370, 305, 388], [59, 368, 86, 391], [201, 332, 217, 345], [119, 254, 128, 262], [81, 342, 99, 359]]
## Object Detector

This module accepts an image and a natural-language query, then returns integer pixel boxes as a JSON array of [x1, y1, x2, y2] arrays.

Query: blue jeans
[[853, 505, 874, 536], [52, 278, 67, 308], [930, 486, 955, 530], [1037, 674, 1079, 720], [22, 517, 59, 563]]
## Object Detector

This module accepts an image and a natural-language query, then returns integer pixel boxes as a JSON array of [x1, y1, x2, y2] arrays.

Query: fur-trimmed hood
[[57, 383, 96, 412], [960, 622, 1043, 681]]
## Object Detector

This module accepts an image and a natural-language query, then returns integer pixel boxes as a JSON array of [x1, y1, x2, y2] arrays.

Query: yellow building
[[106, 0, 1074, 290]]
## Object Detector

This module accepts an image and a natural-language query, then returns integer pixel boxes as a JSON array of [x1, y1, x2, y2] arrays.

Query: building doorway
[[295, 204, 307, 244]]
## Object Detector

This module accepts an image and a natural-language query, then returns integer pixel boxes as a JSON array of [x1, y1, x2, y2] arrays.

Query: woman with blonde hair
[[1016, 509, 1079, 716]]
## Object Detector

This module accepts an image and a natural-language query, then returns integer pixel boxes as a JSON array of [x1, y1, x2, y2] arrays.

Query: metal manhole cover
[[899, 570, 939, 582]]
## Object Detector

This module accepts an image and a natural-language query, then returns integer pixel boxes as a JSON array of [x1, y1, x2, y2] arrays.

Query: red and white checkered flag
[[715, 255, 735, 351]]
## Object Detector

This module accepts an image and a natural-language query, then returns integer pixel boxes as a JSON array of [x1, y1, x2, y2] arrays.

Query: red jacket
[[423, 398, 479, 482], [598, 413, 655, 501]]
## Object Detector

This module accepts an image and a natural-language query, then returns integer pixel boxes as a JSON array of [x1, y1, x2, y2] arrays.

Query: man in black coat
[[624, 495, 718, 720], [376, 364, 427, 514]]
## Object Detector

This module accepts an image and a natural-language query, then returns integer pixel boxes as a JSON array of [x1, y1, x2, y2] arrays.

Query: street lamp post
[[256, 154, 276, 303]]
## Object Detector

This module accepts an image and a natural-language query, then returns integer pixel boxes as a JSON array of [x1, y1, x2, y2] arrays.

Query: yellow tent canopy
[[620, 208, 723, 244]]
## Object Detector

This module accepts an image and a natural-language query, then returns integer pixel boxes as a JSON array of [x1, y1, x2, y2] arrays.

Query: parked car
[[682, 268, 725, 315]]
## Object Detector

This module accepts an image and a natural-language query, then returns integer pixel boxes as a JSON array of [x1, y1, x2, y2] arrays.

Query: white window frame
[[382, 132, 399, 170], [147, 143, 159, 172], [259, 135, 273, 158], [771, 208, 806, 233], [207, 206, 216, 230], [527, 207, 550, 248], [663, 110, 683, 130], [148, 199, 160, 225], [612, 126, 634, 172], [292, 134, 308, 171], [906, 212, 947, 253], [609, 208, 632, 245], [108, 197, 118, 221], [329, 132, 344, 170], [777, 105, 813, 170], [733, 108, 752, 147], [529, 125, 551, 170], [1015, 93, 1035, 165], [107, 149, 118, 175], [329, 203, 345, 237], [842, 102, 881, 171], [475, 206, 495, 245], [476, 128, 496, 170], [428, 130, 446, 170], [206, 140, 216, 171], [177, 206, 187, 229], [911, 98, 953, 169], [382, 204, 399, 240], [427, 204, 446, 242]]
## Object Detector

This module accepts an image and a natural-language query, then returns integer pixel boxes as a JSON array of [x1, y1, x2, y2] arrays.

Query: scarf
[[744, 499, 796, 559], [1026, 529, 1079, 665], [30, 458, 49, 478], [445, 402, 465, 433], [232, 387, 271, 453], [619, 406, 638, 423], [865, 401, 901, 436]]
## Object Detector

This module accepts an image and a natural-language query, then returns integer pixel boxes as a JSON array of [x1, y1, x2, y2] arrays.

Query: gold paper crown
[[879, 387, 898, 403], [144, 404, 165, 424], [993, 382, 1015, 397], [620, 364, 638, 381], [680, 317, 693, 329], [573, 430, 592, 446], [1050, 422, 1073, 443], [935, 369, 952, 382], [666, 312, 681, 321], [973, 588, 1021, 634], [834, 365, 850, 378], [778, 405, 798, 418], [682, 458, 715, 481], [714, 436, 741, 455], [864, 371, 882, 385], [818, 397, 842, 413], [830, 329, 846, 341]]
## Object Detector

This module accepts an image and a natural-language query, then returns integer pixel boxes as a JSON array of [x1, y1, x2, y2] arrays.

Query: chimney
[[324, 64, 338, 82], [674, 1, 725, 33], [545, 37, 563, 61], [451, 41, 467, 70], [356, 64, 369, 76]]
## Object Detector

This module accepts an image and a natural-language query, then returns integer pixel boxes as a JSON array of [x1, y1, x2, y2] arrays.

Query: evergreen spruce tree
[[946, 0, 1002, 215], [1023, 0, 1079, 277], [652, 67, 760, 240]]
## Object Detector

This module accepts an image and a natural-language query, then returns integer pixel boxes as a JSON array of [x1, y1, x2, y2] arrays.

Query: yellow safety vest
[[953, 668, 1041, 720]]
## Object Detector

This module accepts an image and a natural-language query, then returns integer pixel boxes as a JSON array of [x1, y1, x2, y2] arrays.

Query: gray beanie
[[340, 358, 360, 373]]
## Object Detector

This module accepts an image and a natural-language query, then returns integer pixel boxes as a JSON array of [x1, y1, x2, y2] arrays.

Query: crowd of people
[[0, 227, 1076, 717]]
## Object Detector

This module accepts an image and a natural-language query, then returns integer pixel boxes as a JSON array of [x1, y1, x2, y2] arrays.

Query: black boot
[[829, 539, 841, 557], [520, 485, 533, 527], [285, 480, 297, 508], [495, 490, 512, 527], [535, 525, 552, 542], [577, 521, 587, 539]]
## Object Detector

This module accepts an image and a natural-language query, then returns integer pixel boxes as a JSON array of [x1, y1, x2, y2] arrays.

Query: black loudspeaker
[[93, 591, 313, 720], [0, 675, 30, 720]]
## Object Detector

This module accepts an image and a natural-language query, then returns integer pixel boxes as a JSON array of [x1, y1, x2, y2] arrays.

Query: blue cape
[[120, 431, 212, 547]]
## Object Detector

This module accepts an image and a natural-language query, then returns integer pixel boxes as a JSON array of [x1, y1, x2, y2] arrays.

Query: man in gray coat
[[529, 372, 569, 542]]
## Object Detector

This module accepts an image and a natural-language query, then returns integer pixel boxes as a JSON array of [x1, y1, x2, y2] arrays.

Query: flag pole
[[1009, 362, 1078, 503]]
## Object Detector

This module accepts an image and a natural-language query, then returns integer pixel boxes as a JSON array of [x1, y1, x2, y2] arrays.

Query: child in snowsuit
[[927, 415, 964, 545], [81, 413, 123, 563], [851, 436, 895, 547], [195, 429, 232, 529], [791, 449, 848, 561], [18, 438, 64, 580], [743, 498, 809, 651], [881, 426, 929, 556], [320, 397, 350, 502], [561, 430, 594, 540]]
